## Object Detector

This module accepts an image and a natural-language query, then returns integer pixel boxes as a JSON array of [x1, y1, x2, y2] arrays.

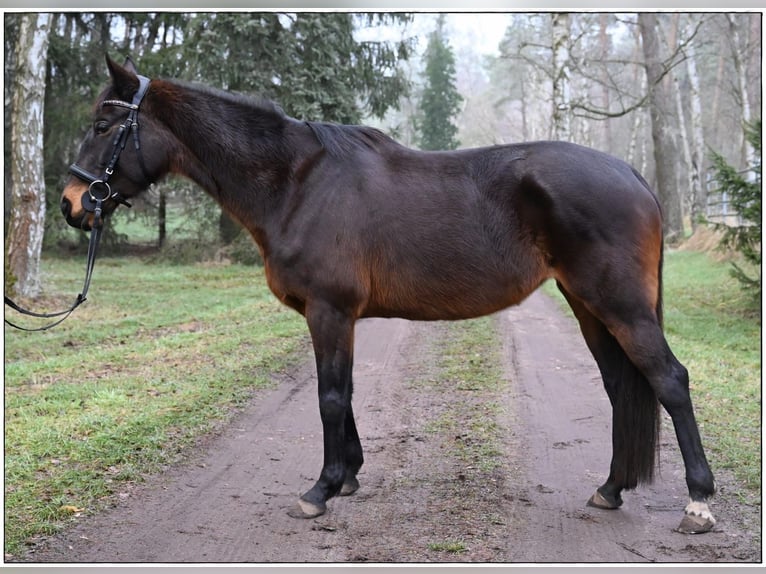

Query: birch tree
[[727, 13, 757, 169], [6, 13, 51, 298], [598, 14, 613, 152], [683, 15, 707, 229], [627, 23, 649, 175], [551, 12, 572, 141]]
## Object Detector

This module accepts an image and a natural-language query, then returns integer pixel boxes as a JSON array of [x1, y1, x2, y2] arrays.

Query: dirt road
[[23, 291, 760, 564]]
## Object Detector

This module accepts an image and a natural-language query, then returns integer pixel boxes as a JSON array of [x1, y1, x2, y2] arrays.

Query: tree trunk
[[684, 17, 707, 229], [551, 13, 571, 141], [520, 74, 529, 141], [598, 14, 613, 152], [727, 14, 756, 169], [672, 69, 691, 196], [668, 16, 692, 227], [6, 13, 51, 298], [4, 13, 20, 229], [627, 23, 647, 174], [639, 13, 684, 242], [710, 42, 726, 148], [746, 15, 761, 124]]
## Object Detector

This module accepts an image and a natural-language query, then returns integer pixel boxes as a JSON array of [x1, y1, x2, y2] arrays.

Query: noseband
[[68, 74, 153, 225]]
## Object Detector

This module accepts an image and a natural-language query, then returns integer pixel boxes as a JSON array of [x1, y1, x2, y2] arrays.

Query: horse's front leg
[[287, 301, 356, 519]]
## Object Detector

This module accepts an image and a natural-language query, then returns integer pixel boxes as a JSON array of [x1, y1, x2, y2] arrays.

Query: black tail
[[611, 355, 660, 488], [611, 236, 663, 489]]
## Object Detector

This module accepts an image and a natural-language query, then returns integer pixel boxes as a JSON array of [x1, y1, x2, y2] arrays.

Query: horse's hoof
[[340, 476, 360, 496], [676, 501, 716, 534], [586, 489, 621, 510], [286, 498, 326, 519], [676, 513, 715, 534]]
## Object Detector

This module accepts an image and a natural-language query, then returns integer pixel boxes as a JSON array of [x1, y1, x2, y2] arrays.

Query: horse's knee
[[651, 362, 692, 411], [318, 390, 347, 422]]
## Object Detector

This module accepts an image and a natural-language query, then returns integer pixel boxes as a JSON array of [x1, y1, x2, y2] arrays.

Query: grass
[[542, 249, 761, 500], [417, 316, 508, 474], [4, 255, 309, 557], [404, 317, 513, 559], [427, 540, 469, 554], [661, 250, 761, 497]]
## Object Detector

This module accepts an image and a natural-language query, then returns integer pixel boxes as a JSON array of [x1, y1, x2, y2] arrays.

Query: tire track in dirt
[[22, 292, 760, 564]]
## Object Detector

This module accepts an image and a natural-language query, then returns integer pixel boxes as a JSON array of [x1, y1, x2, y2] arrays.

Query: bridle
[[68, 73, 154, 218], [4, 74, 152, 332]]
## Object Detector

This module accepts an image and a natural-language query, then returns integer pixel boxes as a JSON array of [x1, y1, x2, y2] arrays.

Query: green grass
[[662, 250, 761, 497], [4, 256, 308, 557], [427, 540, 469, 554], [417, 316, 507, 474], [543, 250, 761, 500]]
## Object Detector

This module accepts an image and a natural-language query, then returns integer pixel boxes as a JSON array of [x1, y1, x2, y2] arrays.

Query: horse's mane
[[305, 121, 399, 157], [162, 79, 398, 157], [160, 79, 288, 130]]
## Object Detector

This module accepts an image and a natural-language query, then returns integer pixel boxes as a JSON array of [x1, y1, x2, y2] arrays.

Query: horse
[[60, 55, 716, 534]]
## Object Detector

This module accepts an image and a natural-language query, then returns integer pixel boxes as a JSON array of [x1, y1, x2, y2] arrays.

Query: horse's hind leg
[[557, 283, 658, 511], [559, 279, 716, 533], [608, 312, 716, 533]]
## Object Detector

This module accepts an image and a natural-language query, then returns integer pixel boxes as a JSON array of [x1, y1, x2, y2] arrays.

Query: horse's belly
[[364, 263, 545, 321]]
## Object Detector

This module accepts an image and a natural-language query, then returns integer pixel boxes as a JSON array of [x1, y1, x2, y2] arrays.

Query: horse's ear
[[122, 56, 138, 75], [105, 54, 139, 101]]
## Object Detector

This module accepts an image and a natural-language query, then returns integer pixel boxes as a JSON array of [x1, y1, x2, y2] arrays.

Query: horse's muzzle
[[60, 183, 95, 230]]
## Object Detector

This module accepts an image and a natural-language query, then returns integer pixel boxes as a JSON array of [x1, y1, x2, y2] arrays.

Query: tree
[[551, 13, 572, 141], [416, 15, 463, 151], [682, 15, 708, 229], [639, 13, 684, 242], [710, 119, 761, 301], [6, 13, 51, 297], [726, 14, 758, 170], [181, 13, 411, 124]]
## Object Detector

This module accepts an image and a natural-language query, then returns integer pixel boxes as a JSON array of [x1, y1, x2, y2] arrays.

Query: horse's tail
[[611, 211, 663, 489]]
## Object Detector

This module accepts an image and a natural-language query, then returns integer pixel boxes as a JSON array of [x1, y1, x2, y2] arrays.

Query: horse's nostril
[[61, 198, 71, 217]]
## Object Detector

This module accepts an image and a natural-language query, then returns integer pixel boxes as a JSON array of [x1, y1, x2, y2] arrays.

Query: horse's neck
[[158, 80, 289, 203]]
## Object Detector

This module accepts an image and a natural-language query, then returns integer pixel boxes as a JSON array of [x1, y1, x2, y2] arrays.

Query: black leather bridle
[[5, 75, 152, 332], [68, 73, 153, 216]]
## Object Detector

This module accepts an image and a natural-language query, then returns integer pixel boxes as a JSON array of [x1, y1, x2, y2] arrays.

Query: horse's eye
[[94, 120, 110, 135]]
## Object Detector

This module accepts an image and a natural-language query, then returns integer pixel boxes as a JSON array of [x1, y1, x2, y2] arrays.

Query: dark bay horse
[[61, 56, 716, 534]]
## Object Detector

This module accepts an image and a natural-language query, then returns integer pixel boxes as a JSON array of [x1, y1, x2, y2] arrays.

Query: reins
[[4, 210, 104, 332], [4, 74, 151, 332]]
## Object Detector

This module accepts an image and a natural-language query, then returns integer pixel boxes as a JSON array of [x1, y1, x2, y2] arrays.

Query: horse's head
[[61, 55, 167, 230]]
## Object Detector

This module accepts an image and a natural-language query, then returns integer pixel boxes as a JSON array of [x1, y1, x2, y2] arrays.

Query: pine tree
[[417, 16, 462, 151], [710, 119, 762, 302]]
